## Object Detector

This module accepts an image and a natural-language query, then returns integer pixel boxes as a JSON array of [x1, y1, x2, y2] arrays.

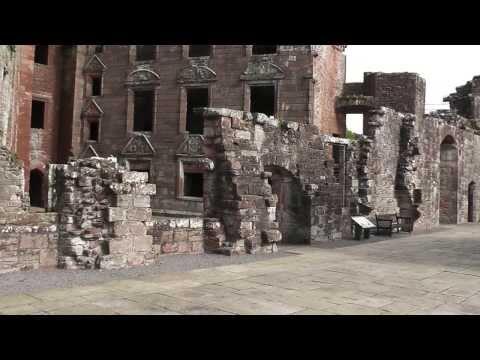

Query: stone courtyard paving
[[2, 223, 480, 315]]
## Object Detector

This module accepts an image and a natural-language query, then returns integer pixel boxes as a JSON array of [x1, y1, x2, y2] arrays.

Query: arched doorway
[[468, 182, 476, 223], [439, 136, 458, 224], [29, 169, 44, 208], [265, 166, 308, 244]]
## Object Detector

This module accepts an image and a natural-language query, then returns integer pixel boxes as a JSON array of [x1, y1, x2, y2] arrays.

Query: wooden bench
[[375, 213, 413, 236]]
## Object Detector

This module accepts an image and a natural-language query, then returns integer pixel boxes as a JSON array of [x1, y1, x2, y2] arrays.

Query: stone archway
[[439, 136, 458, 224], [468, 181, 476, 223], [29, 169, 44, 208], [265, 165, 308, 244]]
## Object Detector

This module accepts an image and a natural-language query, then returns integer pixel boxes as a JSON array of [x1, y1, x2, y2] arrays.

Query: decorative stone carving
[[82, 99, 104, 118], [80, 144, 99, 158], [176, 134, 206, 157], [126, 66, 160, 87], [240, 57, 285, 81], [177, 64, 217, 84], [181, 157, 214, 171], [84, 55, 107, 74], [121, 134, 155, 156]]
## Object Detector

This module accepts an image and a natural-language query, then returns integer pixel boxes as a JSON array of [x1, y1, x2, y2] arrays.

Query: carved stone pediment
[[126, 66, 160, 87], [177, 64, 217, 84], [80, 144, 99, 158], [240, 57, 285, 81], [121, 134, 155, 156], [84, 55, 107, 74], [181, 157, 214, 171], [82, 99, 104, 118], [176, 134, 206, 157]]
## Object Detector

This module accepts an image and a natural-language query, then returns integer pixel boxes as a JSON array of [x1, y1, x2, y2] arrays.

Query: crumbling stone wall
[[0, 46, 17, 149], [0, 213, 58, 273], [0, 146, 29, 214], [53, 157, 156, 269], [149, 216, 204, 256], [201, 108, 354, 254]]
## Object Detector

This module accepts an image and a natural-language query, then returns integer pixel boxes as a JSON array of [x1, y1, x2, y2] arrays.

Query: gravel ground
[[0, 248, 296, 297]]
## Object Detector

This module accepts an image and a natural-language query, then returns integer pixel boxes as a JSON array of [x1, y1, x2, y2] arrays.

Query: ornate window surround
[[125, 66, 161, 135]]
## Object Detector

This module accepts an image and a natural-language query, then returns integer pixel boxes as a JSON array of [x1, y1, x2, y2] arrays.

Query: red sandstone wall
[[30, 45, 65, 173], [76, 45, 319, 212], [14, 45, 34, 189], [312, 45, 346, 136]]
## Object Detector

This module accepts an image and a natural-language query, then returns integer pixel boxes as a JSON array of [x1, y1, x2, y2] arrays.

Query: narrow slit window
[[91, 76, 102, 96], [31, 100, 45, 129], [136, 45, 156, 61], [133, 90, 154, 132], [189, 45, 211, 57], [34, 45, 49, 65], [252, 45, 277, 55], [184, 172, 203, 198], [186, 88, 209, 134], [250, 85, 275, 116], [89, 121, 99, 141]]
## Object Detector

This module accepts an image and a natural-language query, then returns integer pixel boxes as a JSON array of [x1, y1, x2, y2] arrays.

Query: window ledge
[[177, 196, 204, 202]]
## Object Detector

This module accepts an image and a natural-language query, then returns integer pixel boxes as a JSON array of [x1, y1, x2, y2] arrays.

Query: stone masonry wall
[[53, 157, 156, 270], [0, 45, 17, 149], [0, 213, 58, 274], [149, 216, 204, 256], [201, 108, 354, 254]]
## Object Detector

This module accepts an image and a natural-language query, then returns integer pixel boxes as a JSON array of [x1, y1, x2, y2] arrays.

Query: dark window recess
[[189, 45, 211, 57], [250, 85, 275, 116], [332, 144, 345, 164], [29, 169, 44, 208], [34, 45, 49, 65], [136, 45, 156, 61], [252, 45, 277, 55], [89, 121, 99, 141], [95, 45, 104, 54], [414, 189, 423, 204], [184, 172, 203, 198], [91, 76, 102, 96], [129, 162, 151, 182], [133, 90, 154, 132], [31, 100, 45, 129], [186, 88, 209, 134]]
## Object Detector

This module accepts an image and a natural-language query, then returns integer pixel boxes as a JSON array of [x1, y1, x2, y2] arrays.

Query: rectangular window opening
[[31, 100, 45, 129], [134, 90, 154, 132], [91, 76, 102, 96], [136, 45, 156, 61], [252, 45, 277, 55], [34, 45, 49, 65], [186, 88, 209, 134], [189, 45, 211, 57], [250, 85, 275, 116], [184, 172, 204, 198], [89, 121, 99, 141]]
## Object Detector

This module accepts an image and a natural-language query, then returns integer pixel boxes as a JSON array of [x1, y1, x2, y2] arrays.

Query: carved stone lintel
[[240, 57, 285, 81], [125, 65, 160, 87], [177, 65, 217, 84], [176, 134, 206, 157], [121, 134, 155, 156]]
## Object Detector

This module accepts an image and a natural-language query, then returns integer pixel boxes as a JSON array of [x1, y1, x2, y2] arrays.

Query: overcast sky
[[345, 45, 480, 133]]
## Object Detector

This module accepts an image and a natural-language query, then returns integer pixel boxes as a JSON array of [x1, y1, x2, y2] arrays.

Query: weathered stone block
[[113, 194, 133, 208], [132, 235, 153, 252], [107, 207, 126, 222], [126, 208, 152, 221], [133, 195, 151, 208]]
